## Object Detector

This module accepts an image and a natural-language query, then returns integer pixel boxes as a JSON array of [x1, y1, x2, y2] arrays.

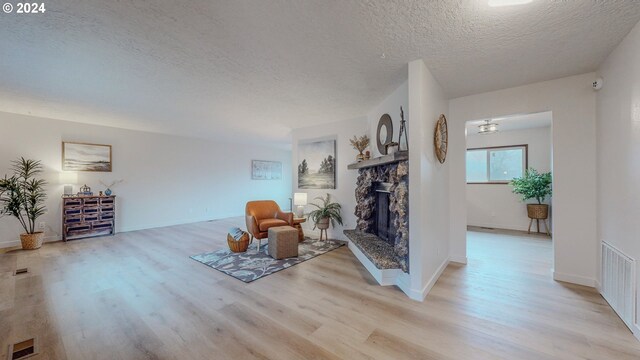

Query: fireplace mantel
[[347, 151, 408, 170]]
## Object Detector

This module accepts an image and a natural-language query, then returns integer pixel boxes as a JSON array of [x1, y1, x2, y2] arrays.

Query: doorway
[[464, 111, 553, 273]]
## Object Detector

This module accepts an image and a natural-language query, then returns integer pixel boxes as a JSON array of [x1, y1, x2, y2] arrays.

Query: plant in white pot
[[510, 168, 552, 234], [308, 193, 343, 240], [0, 158, 48, 249]]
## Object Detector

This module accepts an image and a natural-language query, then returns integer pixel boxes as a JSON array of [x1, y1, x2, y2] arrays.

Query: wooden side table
[[293, 218, 306, 242]]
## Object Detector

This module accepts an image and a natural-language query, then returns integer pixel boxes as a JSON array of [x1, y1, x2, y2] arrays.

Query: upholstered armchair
[[245, 200, 294, 250]]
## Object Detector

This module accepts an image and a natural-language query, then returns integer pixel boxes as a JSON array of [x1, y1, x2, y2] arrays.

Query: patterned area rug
[[190, 239, 345, 282]]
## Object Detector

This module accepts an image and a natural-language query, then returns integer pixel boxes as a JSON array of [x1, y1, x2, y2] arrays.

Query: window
[[466, 145, 527, 184]]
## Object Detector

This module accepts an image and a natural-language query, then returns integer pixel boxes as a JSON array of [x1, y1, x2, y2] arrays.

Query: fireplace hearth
[[345, 157, 409, 272]]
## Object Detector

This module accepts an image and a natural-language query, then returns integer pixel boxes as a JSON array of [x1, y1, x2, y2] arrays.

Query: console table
[[62, 195, 116, 241]]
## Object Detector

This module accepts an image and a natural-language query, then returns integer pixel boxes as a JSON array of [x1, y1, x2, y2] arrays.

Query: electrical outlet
[[38, 222, 46, 230]]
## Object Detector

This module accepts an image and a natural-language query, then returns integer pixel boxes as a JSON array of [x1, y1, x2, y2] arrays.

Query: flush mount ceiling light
[[478, 119, 499, 134], [488, 0, 533, 7]]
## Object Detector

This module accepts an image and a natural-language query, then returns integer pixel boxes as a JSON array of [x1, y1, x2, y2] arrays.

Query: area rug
[[190, 239, 345, 282]]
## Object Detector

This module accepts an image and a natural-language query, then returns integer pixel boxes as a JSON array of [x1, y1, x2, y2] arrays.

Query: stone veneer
[[354, 160, 409, 272]]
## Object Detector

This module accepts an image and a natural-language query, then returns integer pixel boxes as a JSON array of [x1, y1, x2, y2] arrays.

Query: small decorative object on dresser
[[62, 195, 116, 241], [227, 227, 250, 253], [79, 184, 92, 196], [100, 179, 123, 197]]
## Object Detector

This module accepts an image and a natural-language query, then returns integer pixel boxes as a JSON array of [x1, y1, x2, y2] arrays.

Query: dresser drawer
[[83, 206, 100, 215], [100, 197, 115, 205], [65, 223, 91, 235], [64, 206, 82, 216], [64, 198, 82, 207], [64, 215, 83, 225], [99, 212, 114, 221], [100, 204, 114, 212], [83, 214, 99, 222], [83, 198, 99, 206], [92, 221, 113, 231]]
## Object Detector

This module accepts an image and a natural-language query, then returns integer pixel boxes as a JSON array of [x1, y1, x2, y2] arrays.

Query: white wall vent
[[601, 241, 636, 330]]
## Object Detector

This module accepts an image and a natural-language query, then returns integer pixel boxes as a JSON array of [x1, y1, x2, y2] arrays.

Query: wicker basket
[[20, 232, 44, 250], [227, 231, 250, 253], [527, 204, 549, 220]]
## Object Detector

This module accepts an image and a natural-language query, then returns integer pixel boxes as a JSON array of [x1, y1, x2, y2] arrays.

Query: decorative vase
[[105, 188, 112, 196], [365, 150, 371, 160], [20, 232, 44, 250], [356, 153, 365, 162]]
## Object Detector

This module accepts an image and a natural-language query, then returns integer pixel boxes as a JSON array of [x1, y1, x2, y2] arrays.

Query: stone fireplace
[[344, 154, 409, 273]]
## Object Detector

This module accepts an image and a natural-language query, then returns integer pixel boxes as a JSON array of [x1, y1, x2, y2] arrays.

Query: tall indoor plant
[[308, 193, 343, 240], [0, 158, 48, 249], [510, 168, 552, 232]]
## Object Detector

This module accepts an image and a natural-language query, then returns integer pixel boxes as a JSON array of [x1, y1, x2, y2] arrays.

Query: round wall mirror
[[376, 114, 393, 155]]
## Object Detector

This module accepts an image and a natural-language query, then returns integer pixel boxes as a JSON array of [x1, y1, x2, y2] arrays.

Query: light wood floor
[[1, 219, 639, 359]]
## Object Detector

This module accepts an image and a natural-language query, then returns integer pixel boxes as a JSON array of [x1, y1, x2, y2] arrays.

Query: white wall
[[466, 126, 552, 232], [291, 117, 368, 240], [0, 112, 292, 247], [367, 81, 409, 157], [401, 59, 450, 300], [596, 20, 640, 333], [449, 72, 598, 287]]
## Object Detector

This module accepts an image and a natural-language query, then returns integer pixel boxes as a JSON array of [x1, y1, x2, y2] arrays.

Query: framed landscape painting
[[62, 142, 112, 172], [298, 139, 336, 189], [251, 160, 282, 180]]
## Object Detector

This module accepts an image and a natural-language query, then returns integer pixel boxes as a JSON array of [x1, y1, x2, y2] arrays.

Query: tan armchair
[[245, 200, 294, 250]]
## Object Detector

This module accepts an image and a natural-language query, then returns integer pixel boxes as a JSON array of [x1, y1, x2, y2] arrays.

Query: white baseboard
[[416, 257, 450, 301], [553, 271, 597, 288], [449, 254, 468, 264]]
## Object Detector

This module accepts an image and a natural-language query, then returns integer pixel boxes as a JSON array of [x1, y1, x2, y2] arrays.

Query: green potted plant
[[0, 158, 48, 249], [510, 168, 552, 232], [308, 193, 343, 240]]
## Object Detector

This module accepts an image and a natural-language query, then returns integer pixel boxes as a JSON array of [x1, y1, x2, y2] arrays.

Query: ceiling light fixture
[[488, 0, 533, 7], [478, 119, 499, 134]]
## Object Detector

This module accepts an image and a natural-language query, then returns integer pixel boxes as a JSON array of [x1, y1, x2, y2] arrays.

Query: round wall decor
[[376, 114, 394, 155], [434, 114, 448, 164]]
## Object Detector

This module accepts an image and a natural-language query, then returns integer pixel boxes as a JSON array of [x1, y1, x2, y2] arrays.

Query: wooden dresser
[[62, 196, 116, 241]]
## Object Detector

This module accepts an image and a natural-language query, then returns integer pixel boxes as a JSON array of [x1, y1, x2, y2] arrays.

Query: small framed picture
[[62, 142, 112, 172], [252, 160, 282, 180]]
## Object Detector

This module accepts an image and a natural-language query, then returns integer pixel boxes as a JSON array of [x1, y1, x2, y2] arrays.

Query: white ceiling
[[0, 1, 639, 147], [466, 111, 552, 134]]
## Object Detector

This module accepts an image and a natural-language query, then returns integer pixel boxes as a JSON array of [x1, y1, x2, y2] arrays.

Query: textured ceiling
[[0, 1, 639, 146]]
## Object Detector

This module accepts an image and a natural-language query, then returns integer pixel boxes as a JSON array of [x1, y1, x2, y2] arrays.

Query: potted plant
[[349, 135, 370, 162], [0, 158, 48, 249], [308, 193, 343, 240], [510, 168, 552, 232]]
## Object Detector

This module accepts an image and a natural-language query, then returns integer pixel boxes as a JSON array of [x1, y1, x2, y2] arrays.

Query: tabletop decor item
[[79, 184, 93, 196], [398, 106, 408, 151], [62, 142, 112, 172], [434, 114, 448, 163], [349, 134, 370, 162], [0, 158, 48, 249], [99, 179, 123, 196], [376, 114, 394, 155]]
